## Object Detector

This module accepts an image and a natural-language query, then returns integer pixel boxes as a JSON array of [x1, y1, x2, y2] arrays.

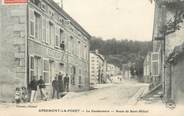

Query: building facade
[[106, 63, 120, 77], [0, 0, 91, 102], [89, 50, 106, 85], [152, 0, 184, 104], [121, 63, 132, 80]]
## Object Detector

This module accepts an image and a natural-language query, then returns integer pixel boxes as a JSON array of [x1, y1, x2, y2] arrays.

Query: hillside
[[90, 37, 152, 77]]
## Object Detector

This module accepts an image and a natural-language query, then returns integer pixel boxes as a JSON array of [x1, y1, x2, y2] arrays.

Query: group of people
[[52, 73, 69, 99], [14, 72, 70, 103]]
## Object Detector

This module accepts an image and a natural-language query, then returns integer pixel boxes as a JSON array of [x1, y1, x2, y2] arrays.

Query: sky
[[54, 0, 155, 41]]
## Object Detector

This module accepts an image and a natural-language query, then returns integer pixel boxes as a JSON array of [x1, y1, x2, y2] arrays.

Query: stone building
[[89, 50, 106, 85], [106, 63, 120, 77], [152, 0, 184, 104], [0, 0, 91, 102]]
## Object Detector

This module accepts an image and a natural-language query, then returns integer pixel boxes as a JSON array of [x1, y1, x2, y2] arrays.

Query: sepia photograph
[[0, 0, 184, 116]]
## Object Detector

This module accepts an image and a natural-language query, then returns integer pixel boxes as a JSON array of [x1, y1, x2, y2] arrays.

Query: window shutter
[[42, 17, 46, 42], [55, 26, 59, 47], [29, 8, 35, 37], [46, 19, 49, 44], [151, 52, 160, 76]]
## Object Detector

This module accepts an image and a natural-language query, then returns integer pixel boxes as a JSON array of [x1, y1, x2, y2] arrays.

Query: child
[[15, 87, 21, 104], [21, 87, 28, 103]]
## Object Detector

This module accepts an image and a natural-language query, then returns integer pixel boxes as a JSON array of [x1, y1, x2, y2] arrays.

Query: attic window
[[41, 3, 47, 11], [31, 0, 41, 7]]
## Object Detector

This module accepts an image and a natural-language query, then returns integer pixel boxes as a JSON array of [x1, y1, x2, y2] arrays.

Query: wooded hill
[[90, 37, 152, 77]]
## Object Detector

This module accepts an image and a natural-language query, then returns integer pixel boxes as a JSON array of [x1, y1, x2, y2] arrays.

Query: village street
[[1, 79, 184, 116], [0, 79, 149, 108], [38, 80, 149, 107]]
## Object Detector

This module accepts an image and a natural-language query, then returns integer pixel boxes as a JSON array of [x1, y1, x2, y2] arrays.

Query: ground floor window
[[49, 60, 55, 81], [30, 56, 34, 81], [29, 56, 42, 80], [43, 59, 49, 83]]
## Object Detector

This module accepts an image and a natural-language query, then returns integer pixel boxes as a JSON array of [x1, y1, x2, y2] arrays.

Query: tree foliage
[[90, 36, 152, 78]]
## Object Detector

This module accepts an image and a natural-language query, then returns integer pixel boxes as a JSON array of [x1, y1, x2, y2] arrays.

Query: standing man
[[58, 74, 64, 98], [64, 74, 69, 92], [58, 72, 63, 80], [52, 75, 59, 99], [38, 76, 47, 101], [29, 76, 38, 102]]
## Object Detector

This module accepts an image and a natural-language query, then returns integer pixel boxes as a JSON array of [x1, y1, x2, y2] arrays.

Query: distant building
[[0, 0, 91, 101], [122, 63, 131, 80], [89, 50, 106, 85], [107, 63, 120, 77]]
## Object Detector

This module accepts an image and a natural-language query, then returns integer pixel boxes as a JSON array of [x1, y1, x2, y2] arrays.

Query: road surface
[[37, 80, 149, 108], [1, 80, 184, 116]]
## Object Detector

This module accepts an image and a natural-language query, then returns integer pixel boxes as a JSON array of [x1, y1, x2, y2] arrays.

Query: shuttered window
[[46, 19, 49, 44], [29, 8, 35, 38], [30, 56, 34, 81], [35, 12, 42, 41], [42, 17, 46, 43], [43, 59, 49, 83], [151, 52, 160, 76], [55, 26, 60, 48]]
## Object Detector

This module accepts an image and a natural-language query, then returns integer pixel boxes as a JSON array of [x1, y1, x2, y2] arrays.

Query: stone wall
[[164, 6, 184, 103], [0, 4, 27, 101], [172, 55, 184, 104]]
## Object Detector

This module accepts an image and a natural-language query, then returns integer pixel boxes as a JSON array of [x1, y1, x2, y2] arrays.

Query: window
[[29, 8, 35, 37], [55, 27, 60, 48], [30, 56, 34, 81], [43, 59, 49, 83], [91, 71, 95, 73], [91, 67, 95, 69], [85, 45, 88, 60], [59, 29, 65, 50], [80, 43, 84, 58], [42, 17, 46, 42], [46, 19, 49, 44], [29, 56, 41, 81], [49, 61, 55, 82], [69, 36, 73, 53], [33, 0, 41, 7], [41, 2, 47, 11], [55, 35, 59, 48], [30, 21, 35, 37], [35, 12, 42, 41], [78, 41, 80, 57], [60, 29, 64, 43], [34, 56, 42, 80], [49, 22, 54, 45], [71, 38, 75, 54]]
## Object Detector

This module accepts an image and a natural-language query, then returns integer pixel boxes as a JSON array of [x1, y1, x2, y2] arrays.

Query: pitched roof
[[44, 0, 91, 39]]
